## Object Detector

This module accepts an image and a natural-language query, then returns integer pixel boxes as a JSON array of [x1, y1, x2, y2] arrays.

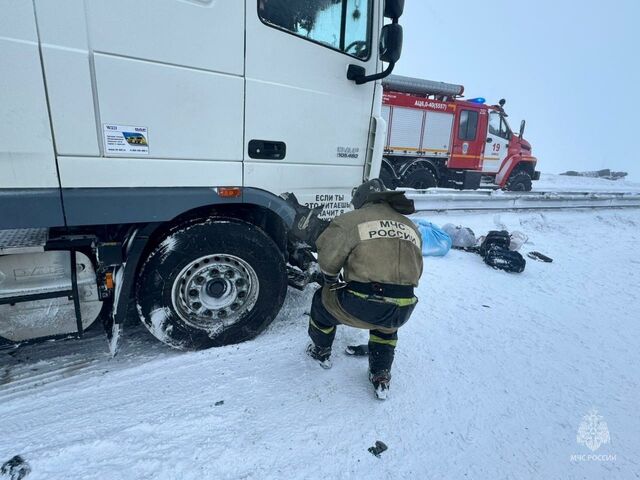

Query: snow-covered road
[[2, 208, 639, 479]]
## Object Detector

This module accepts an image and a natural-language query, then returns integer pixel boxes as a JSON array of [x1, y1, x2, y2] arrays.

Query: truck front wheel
[[505, 170, 533, 191], [136, 218, 288, 350]]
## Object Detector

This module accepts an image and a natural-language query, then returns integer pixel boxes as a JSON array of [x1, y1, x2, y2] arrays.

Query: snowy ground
[[533, 173, 640, 193], [2, 208, 639, 479]]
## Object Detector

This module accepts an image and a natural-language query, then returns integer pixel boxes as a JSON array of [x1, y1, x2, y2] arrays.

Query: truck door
[[61, 0, 245, 191], [0, 2, 64, 229], [483, 111, 511, 173], [450, 108, 484, 170], [245, 0, 380, 215]]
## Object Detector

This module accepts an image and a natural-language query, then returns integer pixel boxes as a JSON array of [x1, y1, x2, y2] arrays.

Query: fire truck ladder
[[382, 74, 465, 99]]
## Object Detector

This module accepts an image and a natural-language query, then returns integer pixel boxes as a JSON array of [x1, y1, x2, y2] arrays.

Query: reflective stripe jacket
[[316, 201, 423, 286]]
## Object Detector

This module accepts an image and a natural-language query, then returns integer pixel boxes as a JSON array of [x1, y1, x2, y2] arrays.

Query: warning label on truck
[[305, 193, 351, 219], [103, 124, 149, 155]]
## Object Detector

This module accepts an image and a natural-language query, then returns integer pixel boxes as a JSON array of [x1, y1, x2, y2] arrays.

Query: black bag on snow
[[479, 230, 510, 256], [483, 246, 526, 273]]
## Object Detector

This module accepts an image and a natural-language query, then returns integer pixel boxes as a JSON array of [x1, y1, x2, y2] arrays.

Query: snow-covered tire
[[505, 171, 532, 191], [401, 166, 438, 189], [136, 218, 287, 350]]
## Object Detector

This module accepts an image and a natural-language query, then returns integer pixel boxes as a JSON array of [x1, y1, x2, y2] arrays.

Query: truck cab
[[0, 0, 404, 351]]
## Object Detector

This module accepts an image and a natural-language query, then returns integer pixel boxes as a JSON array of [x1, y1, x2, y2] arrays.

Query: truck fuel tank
[[0, 250, 102, 343]]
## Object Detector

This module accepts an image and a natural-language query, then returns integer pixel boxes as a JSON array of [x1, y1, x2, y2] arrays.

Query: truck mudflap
[[533, 171, 541, 181], [103, 317, 121, 356], [108, 223, 161, 356]]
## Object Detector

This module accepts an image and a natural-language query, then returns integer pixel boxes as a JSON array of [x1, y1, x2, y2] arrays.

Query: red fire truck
[[380, 75, 539, 191]]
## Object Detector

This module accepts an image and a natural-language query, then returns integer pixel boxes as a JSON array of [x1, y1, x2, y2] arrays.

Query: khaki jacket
[[316, 201, 423, 286]]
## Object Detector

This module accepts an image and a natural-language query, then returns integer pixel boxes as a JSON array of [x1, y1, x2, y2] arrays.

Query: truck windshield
[[489, 111, 512, 139], [258, 0, 372, 60], [500, 115, 512, 139]]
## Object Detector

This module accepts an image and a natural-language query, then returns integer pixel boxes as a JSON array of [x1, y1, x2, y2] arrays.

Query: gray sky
[[396, 0, 640, 180]]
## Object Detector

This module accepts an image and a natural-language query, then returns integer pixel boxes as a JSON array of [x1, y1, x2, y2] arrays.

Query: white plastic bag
[[442, 224, 477, 249], [509, 231, 528, 251]]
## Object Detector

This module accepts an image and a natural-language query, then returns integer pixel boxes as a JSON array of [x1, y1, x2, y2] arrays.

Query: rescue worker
[[306, 179, 423, 399]]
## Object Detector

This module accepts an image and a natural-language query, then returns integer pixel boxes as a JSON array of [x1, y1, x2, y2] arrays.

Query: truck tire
[[401, 165, 438, 189], [136, 218, 288, 350], [505, 171, 533, 191], [379, 163, 397, 190]]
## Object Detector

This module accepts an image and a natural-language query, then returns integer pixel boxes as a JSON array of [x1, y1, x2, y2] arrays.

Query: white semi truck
[[0, 0, 404, 351]]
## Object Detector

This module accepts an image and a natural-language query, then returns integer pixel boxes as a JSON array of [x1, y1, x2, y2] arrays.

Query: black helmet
[[351, 179, 386, 209], [351, 178, 416, 214]]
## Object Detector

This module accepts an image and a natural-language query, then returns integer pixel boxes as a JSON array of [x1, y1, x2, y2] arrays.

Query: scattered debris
[[483, 246, 526, 273], [1, 456, 31, 480], [442, 224, 476, 249], [214, 400, 224, 406], [413, 219, 452, 257], [527, 251, 553, 263], [508, 231, 528, 251], [368, 441, 388, 458], [480, 231, 526, 273]]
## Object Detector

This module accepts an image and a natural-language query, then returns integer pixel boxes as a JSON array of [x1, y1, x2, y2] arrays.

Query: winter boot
[[306, 343, 332, 369], [369, 369, 391, 400], [345, 344, 369, 356]]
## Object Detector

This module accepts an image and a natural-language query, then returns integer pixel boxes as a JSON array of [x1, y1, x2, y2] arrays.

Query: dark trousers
[[308, 288, 400, 373]]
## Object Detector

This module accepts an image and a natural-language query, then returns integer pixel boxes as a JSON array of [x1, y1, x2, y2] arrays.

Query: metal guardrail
[[403, 189, 640, 212]]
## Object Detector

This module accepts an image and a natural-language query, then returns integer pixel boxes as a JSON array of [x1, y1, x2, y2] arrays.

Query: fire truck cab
[[380, 75, 539, 191]]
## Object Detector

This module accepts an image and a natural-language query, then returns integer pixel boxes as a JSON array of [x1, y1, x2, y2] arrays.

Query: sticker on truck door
[[103, 124, 149, 155]]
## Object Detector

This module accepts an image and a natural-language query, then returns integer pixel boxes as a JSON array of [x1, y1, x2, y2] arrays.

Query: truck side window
[[458, 110, 478, 141], [258, 0, 372, 60]]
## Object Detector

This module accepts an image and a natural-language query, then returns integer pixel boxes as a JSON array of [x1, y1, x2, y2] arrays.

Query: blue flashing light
[[468, 97, 486, 104]]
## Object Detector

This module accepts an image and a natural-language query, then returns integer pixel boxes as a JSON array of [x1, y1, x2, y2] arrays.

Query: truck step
[[0, 229, 48, 255]]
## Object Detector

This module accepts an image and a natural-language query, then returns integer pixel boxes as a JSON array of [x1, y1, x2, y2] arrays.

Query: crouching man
[[307, 179, 423, 399]]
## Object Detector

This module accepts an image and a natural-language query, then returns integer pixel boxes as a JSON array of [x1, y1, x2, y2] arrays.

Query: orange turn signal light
[[217, 187, 242, 198], [105, 272, 114, 290]]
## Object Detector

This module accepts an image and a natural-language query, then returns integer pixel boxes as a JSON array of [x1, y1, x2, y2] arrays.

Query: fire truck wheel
[[505, 171, 533, 191], [379, 163, 397, 190], [135, 218, 288, 350], [401, 166, 438, 190]]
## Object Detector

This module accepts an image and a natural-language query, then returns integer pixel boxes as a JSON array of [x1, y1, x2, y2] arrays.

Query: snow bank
[[1, 209, 639, 479]]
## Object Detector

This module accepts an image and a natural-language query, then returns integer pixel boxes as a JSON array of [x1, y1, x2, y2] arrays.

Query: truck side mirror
[[384, 0, 405, 19], [347, 20, 403, 85], [379, 23, 403, 64], [347, 24, 403, 85], [519, 120, 526, 137]]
